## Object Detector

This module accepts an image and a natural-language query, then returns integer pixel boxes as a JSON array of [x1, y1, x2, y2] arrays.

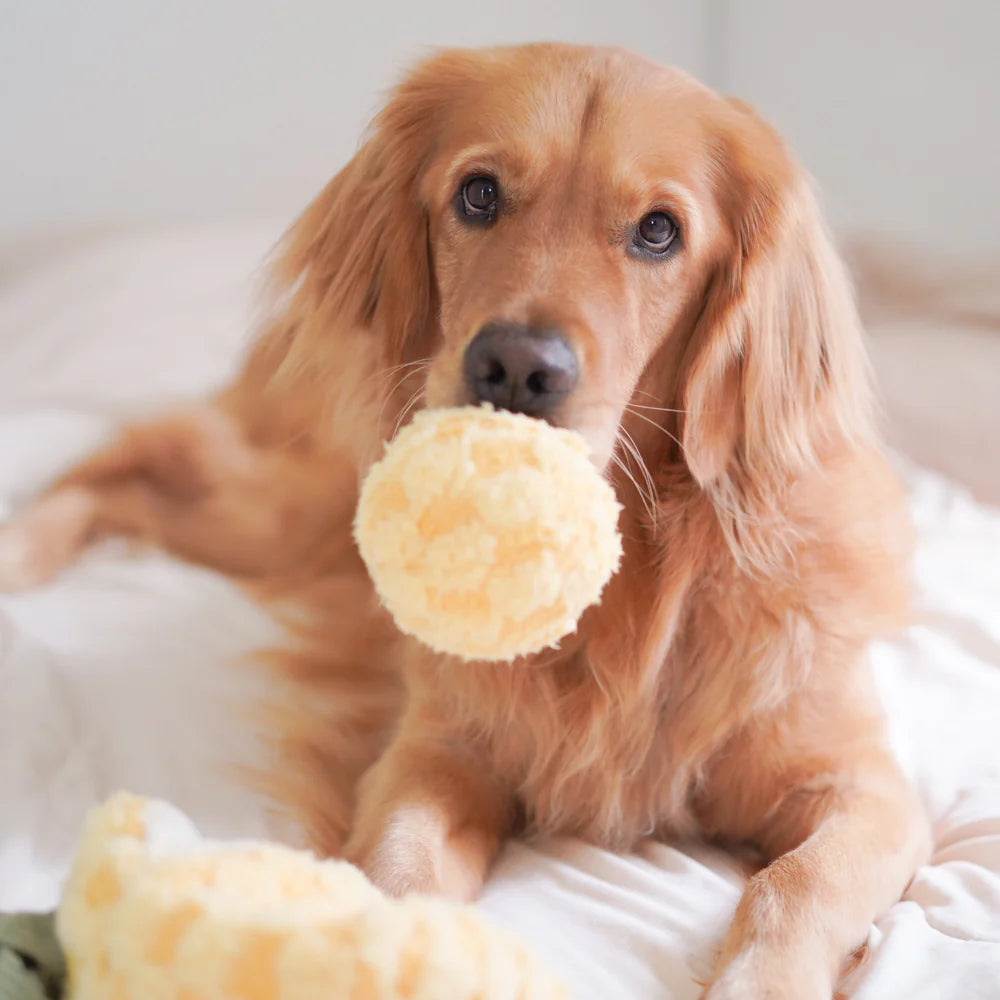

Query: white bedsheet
[[1, 226, 998, 998]]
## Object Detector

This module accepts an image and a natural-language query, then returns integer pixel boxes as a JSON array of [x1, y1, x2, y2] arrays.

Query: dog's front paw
[[349, 805, 442, 898], [701, 949, 833, 1000], [0, 490, 96, 592], [345, 804, 484, 902], [0, 521, 50, 592]]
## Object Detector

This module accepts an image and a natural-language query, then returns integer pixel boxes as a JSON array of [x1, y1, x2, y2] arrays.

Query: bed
[[1, 223, 998, 998]]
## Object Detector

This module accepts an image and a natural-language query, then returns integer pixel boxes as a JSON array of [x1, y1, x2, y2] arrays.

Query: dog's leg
[[0, 486, 103, 590], [702, 753, 930, 1000], [344, 723, 514, 902], [0, 405, 354, 590]]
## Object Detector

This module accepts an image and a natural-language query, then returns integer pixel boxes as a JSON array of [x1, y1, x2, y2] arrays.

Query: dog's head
[[273, 44, 872, 505]]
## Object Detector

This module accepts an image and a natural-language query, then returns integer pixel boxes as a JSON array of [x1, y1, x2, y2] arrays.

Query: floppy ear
[[678, 102, 874, 493], [250, 52, 480, 398]]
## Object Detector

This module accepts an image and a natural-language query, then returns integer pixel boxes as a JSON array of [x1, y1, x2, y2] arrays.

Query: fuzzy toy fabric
[[54, 794, 567, 1000], [354, 406, 622, 661]]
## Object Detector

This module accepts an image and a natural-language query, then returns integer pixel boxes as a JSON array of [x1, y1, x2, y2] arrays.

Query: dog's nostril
[[486, 360, 506, 386], [525, 371, 547, 395]]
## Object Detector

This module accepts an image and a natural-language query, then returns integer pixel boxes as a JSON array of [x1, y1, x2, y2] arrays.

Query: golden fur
[[0, 44, 930, 999]]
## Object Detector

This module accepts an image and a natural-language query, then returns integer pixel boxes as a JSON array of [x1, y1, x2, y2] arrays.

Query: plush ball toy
[[57, 794, 567, 1000], [354, 406, 623, 661]]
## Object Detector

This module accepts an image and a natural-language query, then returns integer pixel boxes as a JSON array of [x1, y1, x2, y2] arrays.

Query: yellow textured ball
[[57, 794, 568, 1000], [353, 406, 623, 661]]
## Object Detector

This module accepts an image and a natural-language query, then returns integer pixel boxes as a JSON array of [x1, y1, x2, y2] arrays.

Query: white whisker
[[392, 386, 426, 438], [627, 402, 691, 415], [612, 428, 658, 526], [618, 426, 658, 526], [610, 452, 649, 521], [368, 357, 433, 386], [377, 363, 431, 427], [624, 405, 685, 453]]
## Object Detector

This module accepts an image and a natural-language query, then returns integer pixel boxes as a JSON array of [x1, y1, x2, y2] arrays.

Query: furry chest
[[475, 686, 697, 850]]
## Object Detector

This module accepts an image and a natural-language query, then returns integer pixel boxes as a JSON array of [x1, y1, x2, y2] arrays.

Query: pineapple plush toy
[[2, 797, 569, 999], [52, 794, 567, 1000]]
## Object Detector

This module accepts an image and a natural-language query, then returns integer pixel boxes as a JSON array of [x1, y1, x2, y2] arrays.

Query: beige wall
[[721, 0, 1000, 255], [2, 1, 997, 255], [0, 1, 705, 241]]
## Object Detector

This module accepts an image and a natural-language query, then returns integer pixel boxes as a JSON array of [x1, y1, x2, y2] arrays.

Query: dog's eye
[[460, 175, 499, 221], [634, 211, 679, 255]]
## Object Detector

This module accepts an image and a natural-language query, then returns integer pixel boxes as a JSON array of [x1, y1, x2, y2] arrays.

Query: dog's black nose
[[463, 322, 579, 416]]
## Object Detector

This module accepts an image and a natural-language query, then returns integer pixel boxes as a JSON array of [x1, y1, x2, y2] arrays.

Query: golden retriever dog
[[0, 44, 929, 999]]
